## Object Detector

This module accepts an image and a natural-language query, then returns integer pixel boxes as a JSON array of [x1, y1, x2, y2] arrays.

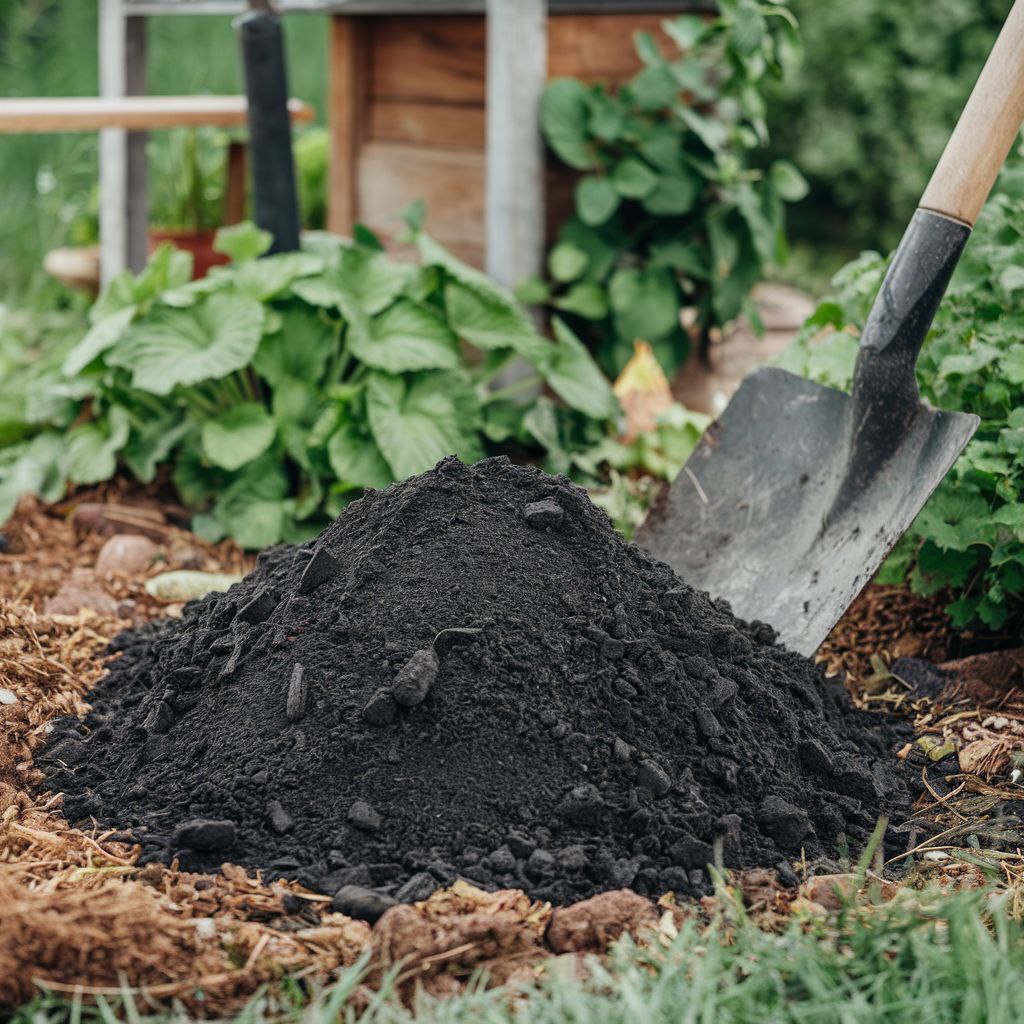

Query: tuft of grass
[[12, 886, 1024, 1023]]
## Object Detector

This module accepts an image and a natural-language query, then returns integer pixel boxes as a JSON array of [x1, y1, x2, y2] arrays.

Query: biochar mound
[[43, 457, 910, 917]]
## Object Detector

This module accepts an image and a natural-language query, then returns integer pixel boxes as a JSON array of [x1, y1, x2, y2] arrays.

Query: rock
[[172, 818, 236, 851], [556, 784, 606, 827], [0, 688, 17, 706], [695, 708, 724, 739], [799, 872, 856, 910], [71, 502, 167, 541], [331, 884, 397, 923], [506, 831, 535, 859], [147, 700, 175, 735], [637, 759, 671, 797], [145, 571, 243, 603], [669, 835, 714, 870], [547, 890, 658, 954], [362, 688, 399, 726], [95, 534, 159, 577], [523, 498, 564, 530], [558, 845, 589, 872], [613, 738, 632, 761], [236, 588, 278, 625], [757, 795, 811, 850], [286, 663, 308, 723], [348, 800, 382, 832], [395, 871, 437, 903], [267, 800, 294, 834], [392, 649, 439, 707], [298, 546, 340, 595]]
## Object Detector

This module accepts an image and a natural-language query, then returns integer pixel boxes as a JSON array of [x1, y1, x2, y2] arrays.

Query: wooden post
[[485, 0, 547, 289], [98, 0, 127, 286], [125, 15, 149, 273], [327, 15, 364, 236], [224, 139, 248, 224]]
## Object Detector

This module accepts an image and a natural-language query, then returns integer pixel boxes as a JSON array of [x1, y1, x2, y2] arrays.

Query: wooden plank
[[356, 141, 485, 255], [224, 140, 248, 224], [326, 15, 366, 235], [486, 0, 546, 289], [366, 99, 485, 149], [0, 95, 315, 133], [125, 1, 715, 14], [369, 16, 485, 105], [549, 12, 673, 81]]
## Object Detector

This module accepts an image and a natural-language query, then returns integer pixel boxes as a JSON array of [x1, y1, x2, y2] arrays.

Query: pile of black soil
[[42, 457, 911, 917]]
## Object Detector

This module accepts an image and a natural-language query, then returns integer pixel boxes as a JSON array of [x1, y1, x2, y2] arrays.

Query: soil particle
[[348, 800, 382, 833], [47, 456, 911, 905], [172, 819, 236, 851], [332, 884, 397, 923]]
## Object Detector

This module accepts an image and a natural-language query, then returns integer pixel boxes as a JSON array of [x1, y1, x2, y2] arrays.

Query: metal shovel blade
[[635, 366, 978, 656]]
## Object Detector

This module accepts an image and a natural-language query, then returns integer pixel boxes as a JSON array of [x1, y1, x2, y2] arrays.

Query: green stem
[[326, 323, 351, 385], [481, 374, 543, 405], [183, 389, 219, 418]]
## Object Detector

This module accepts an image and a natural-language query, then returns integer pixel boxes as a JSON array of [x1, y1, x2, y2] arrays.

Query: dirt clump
[[43, 456, 911, 916]]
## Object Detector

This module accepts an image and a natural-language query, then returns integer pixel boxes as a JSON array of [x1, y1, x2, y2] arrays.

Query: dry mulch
[[0, 486, 1019, 1014]]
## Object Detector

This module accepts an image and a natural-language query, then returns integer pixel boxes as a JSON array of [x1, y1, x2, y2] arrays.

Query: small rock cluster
[[42, 457, 910, 919]]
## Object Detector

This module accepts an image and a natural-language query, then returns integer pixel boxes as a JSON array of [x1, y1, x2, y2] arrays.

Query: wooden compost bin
[[328, 5, 707, 268]]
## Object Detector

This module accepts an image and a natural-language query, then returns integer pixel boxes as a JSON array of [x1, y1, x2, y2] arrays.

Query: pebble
[[556, 784, 606, 826], [506, 831, 535, 859], [395, 871, 437, 903], [347, 800, 382, 832], [525, 848, 556, 879], [236, 588, 278, 625], [694, 708, 724, 739], [757, 796, 811, 850], [267, 800, 294, 834], [612, 737, 632, 761], [172, 818, 236, 851], [487, 845, 517, 873], [362, 688, 399, 726], [392, 648, 438, 707], [637, 759, 671, 797], [286, 663, 308, 723], [0, 688, 17, 706], [297, 546, 340, 595], [523, 498, 564, 530], [95, 534, 159, 577], [331, 884, 397, 923]]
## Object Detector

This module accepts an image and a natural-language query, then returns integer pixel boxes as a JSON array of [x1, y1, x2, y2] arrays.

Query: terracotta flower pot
[[148, 228, 229, 279]]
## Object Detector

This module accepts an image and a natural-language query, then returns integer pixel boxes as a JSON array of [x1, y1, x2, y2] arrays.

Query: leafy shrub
[[778, 163, 1024, 631], [767, 0, 1011, 254], [0, 216, 616, 547], [524, 1, 806, 378]]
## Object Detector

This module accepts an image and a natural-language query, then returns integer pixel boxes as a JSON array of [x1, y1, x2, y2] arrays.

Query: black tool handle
[[236, 1, 300, 254]]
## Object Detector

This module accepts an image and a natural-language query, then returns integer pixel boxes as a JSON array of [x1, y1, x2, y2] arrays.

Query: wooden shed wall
[[329, 12, 676, 267]]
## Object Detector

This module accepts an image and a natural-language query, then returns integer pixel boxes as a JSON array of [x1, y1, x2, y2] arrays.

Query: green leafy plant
[[778, 162, 1024, 631], [524, 1, 806, 378], [148, 127, 227, 233], [0, 214, 617, 547]]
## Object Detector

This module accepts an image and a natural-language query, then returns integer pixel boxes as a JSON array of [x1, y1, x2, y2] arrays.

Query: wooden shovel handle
[[920, 0, 1024, 226]]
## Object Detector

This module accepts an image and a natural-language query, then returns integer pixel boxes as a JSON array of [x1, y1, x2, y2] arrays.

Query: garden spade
[[636, 0, 1024, 656]]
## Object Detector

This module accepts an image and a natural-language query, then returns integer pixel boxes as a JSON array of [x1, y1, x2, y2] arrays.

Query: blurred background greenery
[[0, 0, 1015, 307]]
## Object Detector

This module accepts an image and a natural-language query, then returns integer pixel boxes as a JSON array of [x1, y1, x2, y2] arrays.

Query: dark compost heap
[[42, 457, 910, 917]]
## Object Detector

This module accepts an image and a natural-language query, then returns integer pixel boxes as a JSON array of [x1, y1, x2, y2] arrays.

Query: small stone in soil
[[0, 688, 17, 706], [236, 589, 277, 625], [392, 648, 438, 707], [757, 795, 811, 850], [331, 884, 396, 923], [396, 872, 437, 903], [347, 800, 382, 832], [523, 498, 564, 530], [362, 688, 399, 726], [172, 818, 236, 851], [297, 546, 340, 595], [267, 800, 294, 834], [637, 759, 671, 797], [286, 663, 308, 723]]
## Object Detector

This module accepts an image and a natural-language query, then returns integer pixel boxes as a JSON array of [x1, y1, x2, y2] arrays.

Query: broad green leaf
[[201, 402, 277, 471], [548, 242, 589, 283], [66, 406, 131, 485], [770, 160, 810, 202], [232, 251, 323, 301], [731, 0, 767, 55], [327, 420, 393, 490], [366, 371, 483, 480], [214, 221, 273, 262], [642, 172, 701, 216], [445, 282, 547, 362], [124, 411, 190, 482], [678, 107, 728, 152], [608, 267, 680, 342], [62, 306, 135, 376], [253, 304, 337, 387], [516, 276, 551, 306], [109, 292, 265, 395], [575, 176, 621, 226], [0, 432, 66, 523], [662, 14, 707, 51], [611, 158, 659, 200], [291, 248, 411, 316], [347, 299, 460, 373], [627, 64, 680, 110], [648, 239, 708, 279], [545, 318, 618, 420], [212, 453, 290, 549], [553, 282, 609, 320], [540, 78, 593, 170]]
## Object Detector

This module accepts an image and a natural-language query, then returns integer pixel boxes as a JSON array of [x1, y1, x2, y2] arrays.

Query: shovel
[[636, 1, 1024, 657]]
